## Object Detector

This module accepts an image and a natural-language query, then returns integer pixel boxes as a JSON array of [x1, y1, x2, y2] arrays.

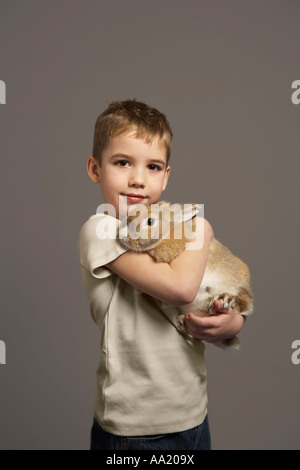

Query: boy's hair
[[92, 99, 173, 165]]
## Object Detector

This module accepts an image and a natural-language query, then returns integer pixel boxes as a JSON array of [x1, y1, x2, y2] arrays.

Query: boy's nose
[[128, 170, 145, 188]]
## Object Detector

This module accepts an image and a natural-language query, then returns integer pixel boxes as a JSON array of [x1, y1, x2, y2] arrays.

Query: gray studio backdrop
[[1, 0, 299, 450]]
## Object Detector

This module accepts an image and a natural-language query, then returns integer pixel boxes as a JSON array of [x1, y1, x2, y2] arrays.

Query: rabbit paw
[[175, 314, 188, 335], [208, 293, 236, 314]]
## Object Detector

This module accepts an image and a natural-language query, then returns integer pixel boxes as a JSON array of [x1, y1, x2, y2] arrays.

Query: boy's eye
[[148, 164, 162, 171], [115, 160, 162, 171], [116, 160, 129, 167]]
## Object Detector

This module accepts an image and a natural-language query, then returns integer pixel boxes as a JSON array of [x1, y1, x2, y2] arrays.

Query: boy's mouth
[[122, 193, 146, 203]]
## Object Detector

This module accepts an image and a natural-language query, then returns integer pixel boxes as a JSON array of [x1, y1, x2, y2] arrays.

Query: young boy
[[78, 99, 245, 450]]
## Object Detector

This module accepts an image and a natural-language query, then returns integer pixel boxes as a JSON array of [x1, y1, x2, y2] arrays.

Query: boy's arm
[[106, 217, 213, 306]]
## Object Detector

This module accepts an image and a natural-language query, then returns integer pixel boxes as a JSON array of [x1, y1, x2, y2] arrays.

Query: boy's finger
[[185, 312, 217, 329]]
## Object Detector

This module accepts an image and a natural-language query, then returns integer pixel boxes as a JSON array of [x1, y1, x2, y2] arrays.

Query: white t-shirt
[[78, 213, 208, 436]]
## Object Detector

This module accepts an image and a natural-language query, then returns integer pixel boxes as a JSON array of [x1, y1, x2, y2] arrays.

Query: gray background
[[0, 0, 299, 450]]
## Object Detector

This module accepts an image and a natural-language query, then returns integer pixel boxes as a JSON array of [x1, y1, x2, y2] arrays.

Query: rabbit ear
[[173, 203, 203, 223]]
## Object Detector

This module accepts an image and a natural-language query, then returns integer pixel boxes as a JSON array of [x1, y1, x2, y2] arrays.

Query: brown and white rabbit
[[118, 201, 253, 349]]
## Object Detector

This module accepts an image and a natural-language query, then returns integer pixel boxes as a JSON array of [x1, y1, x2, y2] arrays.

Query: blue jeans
[[90, 416, 211, 450]]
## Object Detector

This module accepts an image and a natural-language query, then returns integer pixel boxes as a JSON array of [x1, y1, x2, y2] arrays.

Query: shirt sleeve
[[78, 214, 128, 279]]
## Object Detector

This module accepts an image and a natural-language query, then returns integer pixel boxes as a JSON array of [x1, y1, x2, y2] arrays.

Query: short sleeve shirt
[[78, 213, 208, 436]]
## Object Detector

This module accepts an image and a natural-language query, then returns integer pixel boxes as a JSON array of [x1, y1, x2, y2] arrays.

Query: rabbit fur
[[118, 201, 253, 349]]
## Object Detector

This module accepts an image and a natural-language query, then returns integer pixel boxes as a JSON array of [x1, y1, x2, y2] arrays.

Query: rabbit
[[118, 201, 253, 349]]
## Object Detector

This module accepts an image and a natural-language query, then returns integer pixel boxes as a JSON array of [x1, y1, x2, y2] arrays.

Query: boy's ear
[[87, 156, 101, 183], [162, 166, 171, 191]]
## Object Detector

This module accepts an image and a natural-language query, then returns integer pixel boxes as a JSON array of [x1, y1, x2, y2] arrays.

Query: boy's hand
[[184, 300, 245, 343]]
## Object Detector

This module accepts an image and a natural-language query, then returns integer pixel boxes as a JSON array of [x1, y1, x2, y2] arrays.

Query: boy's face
[[88, 132, 171, 218]]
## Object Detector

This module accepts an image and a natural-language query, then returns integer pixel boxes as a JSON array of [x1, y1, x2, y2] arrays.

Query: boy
[[78, 99, 245, 450]]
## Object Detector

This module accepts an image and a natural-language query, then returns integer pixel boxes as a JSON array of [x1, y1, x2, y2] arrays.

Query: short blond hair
[[92, 99, 173, 165]]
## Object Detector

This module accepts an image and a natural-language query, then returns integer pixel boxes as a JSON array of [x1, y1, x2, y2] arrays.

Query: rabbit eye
[[142, 217, 157, 230]]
